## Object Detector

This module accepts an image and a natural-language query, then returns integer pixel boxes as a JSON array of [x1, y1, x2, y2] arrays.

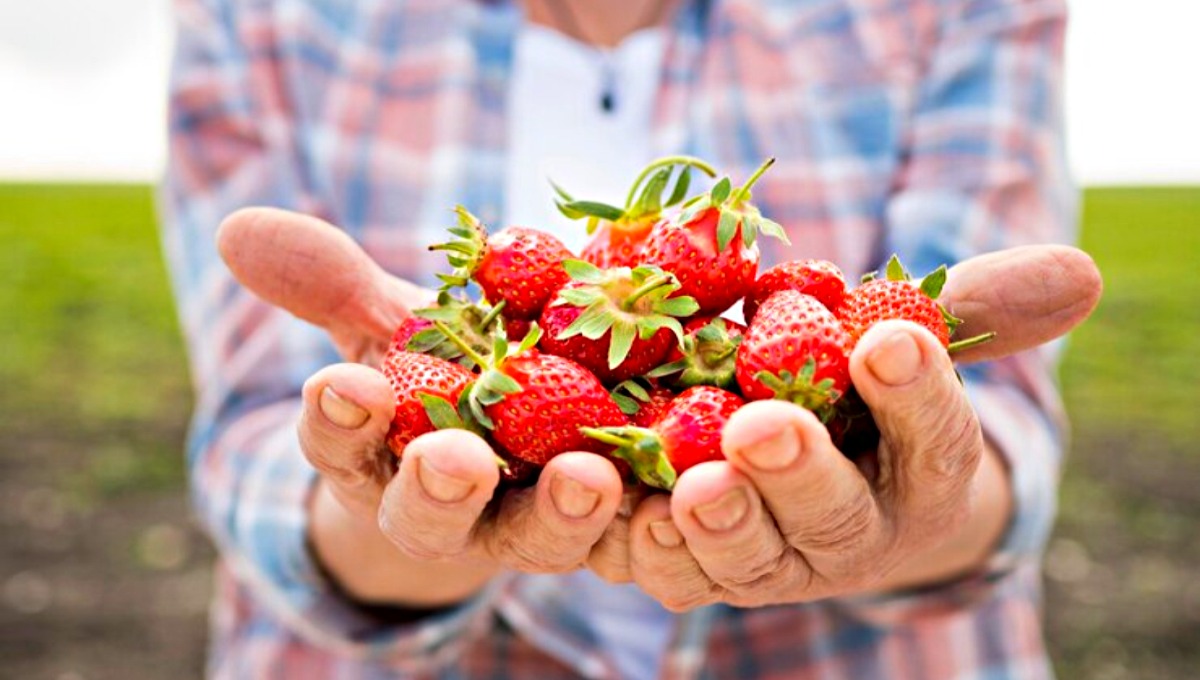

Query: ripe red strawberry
[[431, 207, 573, 320], [390, 316, 434, 352], [837, 255, 957, 348], [744, 259, 847, 323], [648, 316, 745, 390], [583, 386, 745, 490], [380, 347, 475, 458], [538, 261, 698, 384], [555, 156, 717, 269], [641, 158, 789, 315], [442, 325, 629, 466], [736, 290, 852, 415], [610, 379, 676, 427]]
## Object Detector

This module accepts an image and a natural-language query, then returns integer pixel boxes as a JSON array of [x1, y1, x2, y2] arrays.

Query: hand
[[624, 245, 1102, 610], [217, 207, 630, 606]]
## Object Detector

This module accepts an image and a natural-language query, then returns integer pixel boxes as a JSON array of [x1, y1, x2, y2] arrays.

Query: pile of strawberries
[[381, 157, 989, 491]]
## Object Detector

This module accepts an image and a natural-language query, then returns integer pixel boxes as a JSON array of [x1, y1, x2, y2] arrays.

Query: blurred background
[[1, 1, 1197, 678]]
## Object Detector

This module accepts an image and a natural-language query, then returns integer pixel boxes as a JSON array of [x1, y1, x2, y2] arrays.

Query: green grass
[[0, 184, 193, 497], [0, 183, 1197, 677]]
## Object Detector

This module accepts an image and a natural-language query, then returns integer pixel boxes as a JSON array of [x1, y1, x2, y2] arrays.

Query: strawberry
[[641, 158, 789, 315], [583, 386, 745, 490], [744, 259, 847, 323], [554, 156, 716, 269], [439, 324, 629, 466], [610, 378, 676, 427], [430, 207, 573, 320], [838, 255, 996, 354], [647, 316, 745, 390], [736, 290, 852, 415], [390, 316, 434, 352], [379, 347, 475, 458], [537, 261, 698, 384]]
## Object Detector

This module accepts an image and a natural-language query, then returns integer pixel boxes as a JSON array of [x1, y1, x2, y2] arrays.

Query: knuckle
[[493, 530, 582, 574], [719, 548, 792, 590], [921, 411, 983, 485], [783, 492, 877, 555]]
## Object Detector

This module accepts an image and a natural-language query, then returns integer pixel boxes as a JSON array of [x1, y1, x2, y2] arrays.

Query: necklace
[[539, 0, 669, 114]]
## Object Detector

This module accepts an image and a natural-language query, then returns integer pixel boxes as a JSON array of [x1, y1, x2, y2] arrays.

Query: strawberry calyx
[[428, 206, 488, 291], [579, 426, 679, 490], [754, 358, 841, 420], [647, 317, 742, 389], [609, 378, 660, 416], [676, 157, 790, 252], [553, 156, 718, 234], [430, 320, 542, 433], [551, 260, 699, 370], [408, 292, 505, 366]]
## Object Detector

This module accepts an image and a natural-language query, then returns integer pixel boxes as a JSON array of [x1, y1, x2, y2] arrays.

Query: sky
[[0, 0, 1197, 185]]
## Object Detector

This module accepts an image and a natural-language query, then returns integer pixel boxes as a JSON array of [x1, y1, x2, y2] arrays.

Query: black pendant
[[600, 89, 616, 113]]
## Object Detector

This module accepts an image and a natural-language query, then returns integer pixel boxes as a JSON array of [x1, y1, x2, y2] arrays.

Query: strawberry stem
[[478, 300, 506, 329], [578, 427, 631, 448], [947, 331, 997, 354], [730, 157, 776, 205], [624, 156, 718, 210], [621, 274, 674, 311], [433, 320, 490, 369]]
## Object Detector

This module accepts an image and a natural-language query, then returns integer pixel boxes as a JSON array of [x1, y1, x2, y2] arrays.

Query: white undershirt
[[504, 24, 667, 254], [504, 23, 674, 680]]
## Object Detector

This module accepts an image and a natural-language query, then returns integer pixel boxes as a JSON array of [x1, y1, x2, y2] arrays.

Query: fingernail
[[740, 425, 800, 471], [649, 519, 684, 548], [319, 386, 370, 429], [866, 330, 923, 386], [692, 488, 749, 532], [550, 474, 601, 519], [417, 457, 475, 503]]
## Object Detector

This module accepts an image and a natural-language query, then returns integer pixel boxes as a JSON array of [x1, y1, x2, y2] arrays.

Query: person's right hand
[[217, 207, 632, 607]]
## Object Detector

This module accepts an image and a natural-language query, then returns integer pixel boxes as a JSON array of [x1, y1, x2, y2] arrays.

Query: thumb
[[217, 207, 432, 362], [299, 362, 398, 519], [849, 321, 983, 527]]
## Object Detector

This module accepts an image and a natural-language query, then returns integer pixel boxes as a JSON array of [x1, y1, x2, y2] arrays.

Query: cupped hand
[[624, 245, 1102, 610], [217, 207, 630, 606]]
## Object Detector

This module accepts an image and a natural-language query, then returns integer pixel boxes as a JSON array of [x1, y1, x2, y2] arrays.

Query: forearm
[[872, 441, 1011, 591], [308, 480, 500, 607]]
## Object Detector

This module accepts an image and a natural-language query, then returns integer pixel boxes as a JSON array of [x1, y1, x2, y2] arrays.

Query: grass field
[[1, 184, 1197, 678]]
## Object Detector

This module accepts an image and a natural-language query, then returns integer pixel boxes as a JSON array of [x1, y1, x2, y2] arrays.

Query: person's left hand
[[609, 246, 1101, 609]]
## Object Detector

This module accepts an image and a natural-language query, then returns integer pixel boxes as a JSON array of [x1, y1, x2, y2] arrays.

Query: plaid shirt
[[161, 0, 1076, 677]]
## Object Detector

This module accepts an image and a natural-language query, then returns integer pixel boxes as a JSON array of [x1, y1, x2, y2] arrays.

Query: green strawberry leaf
[[562, 258, 606, 284], [612, 392, 641, 415], [419, 393, 467, 431], [919, 265, 948, 299], [559, 200, 625, 222], [885, 255, 908, 282], [655, 295, 700, 318], [716, 209, 739, 251], [607, 321, 637, 369], [711, 177, 732, 204], [665, 167, 692, 207]]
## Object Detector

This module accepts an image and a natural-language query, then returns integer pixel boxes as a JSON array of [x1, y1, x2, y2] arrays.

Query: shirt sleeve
[[159, 0, 493, 657], [835, 0, 1075, 623]]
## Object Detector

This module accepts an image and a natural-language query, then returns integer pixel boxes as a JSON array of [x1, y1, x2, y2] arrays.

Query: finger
[[586, 487, 647, 584], [669, 462, 816, 603], [299, 363, 397, 519], [629, 494, 719, 612], [377, 429, 501, 560], [850, 321, 983, 538], [720, 401, 888, 584], [217, 207, 431, 362], [484, 453, 624, 573], [940, 245, 1102, 364]]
